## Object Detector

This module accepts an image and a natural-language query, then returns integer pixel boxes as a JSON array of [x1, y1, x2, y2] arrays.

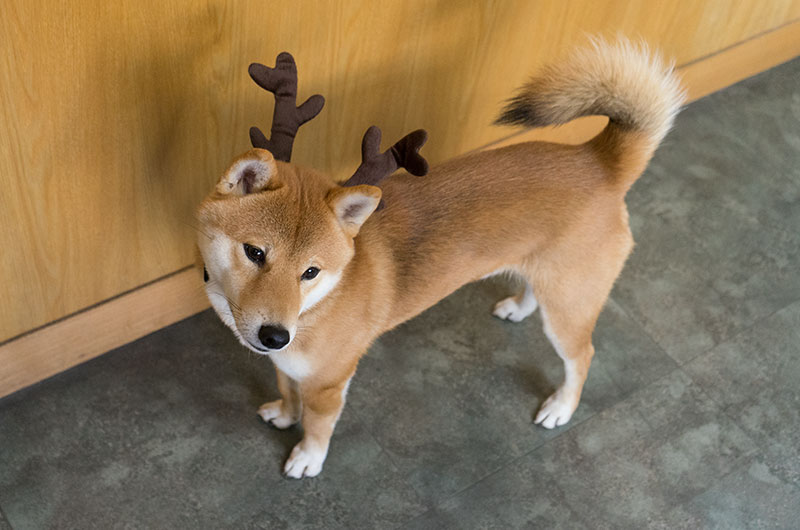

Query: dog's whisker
[[223, 296, 243, 313], [183, 220, 215, 242]]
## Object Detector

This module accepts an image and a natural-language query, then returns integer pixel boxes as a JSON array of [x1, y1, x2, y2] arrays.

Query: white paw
[[283, 441, 327, 479], [534, 388, 578, 429], [493, 296, 537, 322], [258, 400, 298, 429]]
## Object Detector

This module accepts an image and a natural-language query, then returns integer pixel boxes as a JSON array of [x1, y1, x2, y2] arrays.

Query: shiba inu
[[196, 39, 685, 478]]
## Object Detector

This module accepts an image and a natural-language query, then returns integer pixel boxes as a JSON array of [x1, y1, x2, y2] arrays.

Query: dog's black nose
[[258, 325, 290, 350]]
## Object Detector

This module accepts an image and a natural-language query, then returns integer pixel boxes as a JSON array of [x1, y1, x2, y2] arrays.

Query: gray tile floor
[[2, 58, 799, 529]]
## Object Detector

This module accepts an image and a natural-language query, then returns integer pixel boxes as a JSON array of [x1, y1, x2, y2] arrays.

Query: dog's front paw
[[258, 400, 299, 429], [493, 295, 537, 322], [534, 387, 578, 429], [283, 441, 327, 479]]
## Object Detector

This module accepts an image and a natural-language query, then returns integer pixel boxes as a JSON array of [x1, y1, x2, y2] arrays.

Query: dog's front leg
[[258, 367, 302, 429], [283, 376, 351, 479]]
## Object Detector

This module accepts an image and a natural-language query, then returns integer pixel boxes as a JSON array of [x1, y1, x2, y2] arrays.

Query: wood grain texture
[[0, 268, 209, 398], [2, 18, 800, 399], [2, 0, 800, 342], [484, 18, 800, 150]]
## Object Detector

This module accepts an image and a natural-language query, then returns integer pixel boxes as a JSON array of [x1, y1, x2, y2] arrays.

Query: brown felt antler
[[249, 52, 325, 162], [343, 126, 429, 187], [342, 126, 429, 210]]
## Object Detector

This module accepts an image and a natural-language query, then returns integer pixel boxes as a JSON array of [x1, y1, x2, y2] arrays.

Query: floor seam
[[397, 406, 602, 527], [606, 291, 686, 366], [679, 297, 800, 368]]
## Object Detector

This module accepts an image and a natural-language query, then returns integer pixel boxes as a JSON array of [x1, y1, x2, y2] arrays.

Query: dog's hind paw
[[493, 295, 537, 322], [534, 388, 578, 429], [258, 400, 299, 429], [284, 441, 327, 479]]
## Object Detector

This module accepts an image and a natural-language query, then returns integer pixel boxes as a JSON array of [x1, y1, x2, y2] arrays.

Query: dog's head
[[196, 149, 381, 353]]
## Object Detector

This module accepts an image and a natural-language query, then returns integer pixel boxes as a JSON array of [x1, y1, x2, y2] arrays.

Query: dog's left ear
[[216, 149, 279, 196], [326, 185, 382, 238]]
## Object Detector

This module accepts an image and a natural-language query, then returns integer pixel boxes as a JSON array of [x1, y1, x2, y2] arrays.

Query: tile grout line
[[660, 452, 764, 519], [342, 368, 424, 488], [611, 240, 800, 368], [395, 406, 603, 528], [0, 504, 11, 530], [606, 277, 692, 366], [701, 332, 800, 498], [715, 400, 800, 497], [393, 287, 800, 528], [394, 363, 701, 528], [605, 294, 681, 378], [338, 399, 422, 507], [679, 296, 800, 369], [612, 59, 800, 369], [392, 295, 693, 526], [656, 360, 777, 511]]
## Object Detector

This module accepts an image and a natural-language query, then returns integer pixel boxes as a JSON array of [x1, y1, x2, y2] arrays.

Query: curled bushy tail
[[496, 38, 686, 188]]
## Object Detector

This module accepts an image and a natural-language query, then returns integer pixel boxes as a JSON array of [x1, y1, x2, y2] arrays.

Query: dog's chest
[[271, 350, 312, 381]]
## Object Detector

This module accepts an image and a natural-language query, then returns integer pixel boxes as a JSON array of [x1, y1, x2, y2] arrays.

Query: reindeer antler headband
[[249, 52, 429, 205], [248, 52, 325, 162]]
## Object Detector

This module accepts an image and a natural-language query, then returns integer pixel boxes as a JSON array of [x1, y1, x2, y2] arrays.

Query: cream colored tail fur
[[497, 38, 686, 186]]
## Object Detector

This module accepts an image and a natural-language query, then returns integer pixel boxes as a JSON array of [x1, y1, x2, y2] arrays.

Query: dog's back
[[371, 39, 685, 327], [197, 38, 686, 477]]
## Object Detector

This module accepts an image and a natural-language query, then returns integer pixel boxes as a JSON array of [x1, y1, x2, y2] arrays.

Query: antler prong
[[249, 52, 324, 162], [344, 126, 429, 187], [342, 126, 429, 210]]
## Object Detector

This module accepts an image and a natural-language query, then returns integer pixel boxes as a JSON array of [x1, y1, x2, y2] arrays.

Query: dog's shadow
[[473, 280, 560, 404], [235, 357, 304, 454]]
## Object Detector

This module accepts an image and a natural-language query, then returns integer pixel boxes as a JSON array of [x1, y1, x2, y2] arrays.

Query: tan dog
[[196, 39, 685, 478]]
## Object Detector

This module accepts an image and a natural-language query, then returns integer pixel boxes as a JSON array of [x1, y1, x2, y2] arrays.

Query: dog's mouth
[[246, 340, 270, 354], [213, 296, 291, 354], [229, 317, 273, 355]]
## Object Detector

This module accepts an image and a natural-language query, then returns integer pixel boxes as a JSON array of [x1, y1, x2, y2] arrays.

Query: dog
[[195, 39, 685, 478]]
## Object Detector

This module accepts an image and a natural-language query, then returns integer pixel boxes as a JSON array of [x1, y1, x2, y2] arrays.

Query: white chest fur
[[271, 350, 312, 381]]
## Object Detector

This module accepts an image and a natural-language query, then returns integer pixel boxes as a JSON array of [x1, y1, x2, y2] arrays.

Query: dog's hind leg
[[493, 280, 538, 322], [533, 297, 598, 429], [527, 230, 632, 429]]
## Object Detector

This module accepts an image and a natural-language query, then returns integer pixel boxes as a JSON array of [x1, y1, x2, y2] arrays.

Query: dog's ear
[[326, 185, 382, 238], [216, 149, 278, 196]]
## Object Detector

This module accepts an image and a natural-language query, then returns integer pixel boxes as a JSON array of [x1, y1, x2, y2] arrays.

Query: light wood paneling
[[3, 17, 800, 399], [484, 18, 800, 150], [0, 268, 209, 397], [2, 1, 800, 343]]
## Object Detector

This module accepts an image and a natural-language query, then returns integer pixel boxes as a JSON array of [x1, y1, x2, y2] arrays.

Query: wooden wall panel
[[2, 0, 800, 342]]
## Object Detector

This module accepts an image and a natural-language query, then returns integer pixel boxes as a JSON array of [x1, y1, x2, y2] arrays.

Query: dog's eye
[[301, 267, 320, 281], [243, 243, 265, 265]]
